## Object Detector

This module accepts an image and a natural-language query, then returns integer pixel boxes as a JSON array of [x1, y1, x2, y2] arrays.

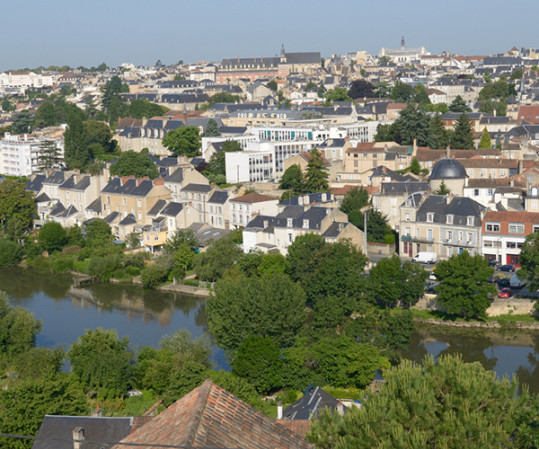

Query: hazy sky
[[2, 0, 538, 71]]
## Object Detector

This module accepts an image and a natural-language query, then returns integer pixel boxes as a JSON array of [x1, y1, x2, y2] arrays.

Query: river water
[[1, 268, 538, 393]]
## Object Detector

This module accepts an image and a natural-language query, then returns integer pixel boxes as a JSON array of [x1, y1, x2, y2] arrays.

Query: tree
[[102, 76, 129, 120], [433, 179, 451, 195], [373, 82, 391, 98], [340, 186, 370, 216], [324, 87, 351, 103], [510, 68, 524, 80], [434, 251, 496, 319], [374, 123, 396, 142], [83, 120, 114, 155], [36, 139, 63, 171], [203, 118, 221, 137], [63, 113, 89, 169], [449, 95, 471, 112], [409, 157, 421, 175], [392, 104, 431, 146], [10, 110, 34, 134], [163, 229, 198, 254], [0, 239, 22, 267], [304, 147, 329, 193], [162, 126, 201, 157], [479, 127, 492, 149], [308, 354, 531, 449], [125, 98, 168, 119], [84, 219, 112, 247], [279, 164, 305, 193], [429, 113, 449, 149], [193, 233, 243, 282], [367, 255, 427, 307], [519, 232, 539, 292], [451, 112, 474, 149], [38, 221, 67, 252], [1, 97, 14, 112], [207, 272, 307, 350], [266, 80, 278, 92], [0, 179, 35, 239], [109, 151, 159, 179], [348, 79, 374, 99], [207, 92, 241, 106], [413, 84, 431, 105], [390, 81, 414, 103], [231, 335, 282, 394], [483, 68, 492, 83], [68, 328, 134, 398]]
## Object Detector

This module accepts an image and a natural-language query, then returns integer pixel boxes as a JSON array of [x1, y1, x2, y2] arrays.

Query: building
[[378, 36, 429, 64], [229, 192, 279, 229], [481, 210, 539, 266]]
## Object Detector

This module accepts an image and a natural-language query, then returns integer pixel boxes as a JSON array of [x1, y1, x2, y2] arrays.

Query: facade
[[378, 36, 429, 64], [481, 211, 539, 266], [229, 193, 279, 229]]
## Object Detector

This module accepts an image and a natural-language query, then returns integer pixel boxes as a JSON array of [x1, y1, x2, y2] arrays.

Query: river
[[1, 268, 538, 393]]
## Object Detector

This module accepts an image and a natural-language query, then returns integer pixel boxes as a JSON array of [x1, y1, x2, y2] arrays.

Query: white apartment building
[[0, 133, 63, 177]]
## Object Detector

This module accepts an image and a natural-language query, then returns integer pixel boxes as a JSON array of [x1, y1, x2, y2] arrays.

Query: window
[[405, 213, 410, 221], [138, 211, 142, 220], [484, 240, 494, 247], [446, 215, 453, 225], [467, 216, 474, 226], [467, 233, 473, 243], [487, 189, 494, 196], [123, 198, 126, 206], [447, 231, 453, 241], [474, 189, 479, 196], [506, 242, 516, 249], [509, 223, 524, 234], [534, 225, 539, 233], [427, 213, 434, 223], [287, 218, 293, 227], [427, 228, 433, 241], [138, 199, 141, 207], [486, 222, 500, 232]]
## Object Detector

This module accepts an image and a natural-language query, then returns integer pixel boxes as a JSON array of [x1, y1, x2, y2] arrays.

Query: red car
[[498, 288, 512, 299]]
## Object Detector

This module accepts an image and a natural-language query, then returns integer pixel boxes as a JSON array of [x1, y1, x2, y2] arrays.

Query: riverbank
[[107, 276, 212, 298], [414, 317, 539, 331]]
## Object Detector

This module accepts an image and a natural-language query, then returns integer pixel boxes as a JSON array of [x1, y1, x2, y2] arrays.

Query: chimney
[[336, 401, 345, 416], [413, 138, 417, 155], [446, 194, 451, 204], [72, 427, 85, 449], [121, 176, 129, 185], [154, 177, 164, 186], [277, 401, 283, 419], [446, 145, 450, 158], [518, 160, 523, 174], [92, 404, 102, 417]]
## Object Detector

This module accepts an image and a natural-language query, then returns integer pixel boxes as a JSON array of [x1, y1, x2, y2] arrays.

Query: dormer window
[[467, 216, 474, 226], [446, 215, 453, 225], [287, 218, 293, 228], [427, 213, 434, 223], [303, 219, 309, 229]]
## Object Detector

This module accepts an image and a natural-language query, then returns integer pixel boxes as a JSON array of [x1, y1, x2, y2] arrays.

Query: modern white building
[[0, 133, 63, 177]]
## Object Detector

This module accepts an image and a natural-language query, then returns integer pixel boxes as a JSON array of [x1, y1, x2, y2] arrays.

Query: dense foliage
[[109, 151, 159, 179]]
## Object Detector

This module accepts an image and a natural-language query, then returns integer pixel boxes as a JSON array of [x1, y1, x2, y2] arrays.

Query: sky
[[2, 0, 539, 71]]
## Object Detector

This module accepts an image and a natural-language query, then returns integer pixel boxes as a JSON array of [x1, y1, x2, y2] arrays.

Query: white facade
[[1, 134, 41, 176], [201, 134, 256, 161]]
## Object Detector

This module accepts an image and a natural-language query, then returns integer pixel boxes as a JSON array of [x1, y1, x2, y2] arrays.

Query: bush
[[38, 221, 67, 252], [48, 253, 75, 272], [86, 254, 122, 280], [182, 279, 199, 287], [0, 238, 22, 267], [141, 264, 170, 288]]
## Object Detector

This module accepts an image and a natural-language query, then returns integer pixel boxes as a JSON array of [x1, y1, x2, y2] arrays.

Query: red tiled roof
[[517, 105, 539, 124], [231, 192, 279, 203], [113, 380, 313, 449]]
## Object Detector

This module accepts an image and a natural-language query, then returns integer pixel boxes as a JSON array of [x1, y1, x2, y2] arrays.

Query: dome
[[429, 158, 467, 180]]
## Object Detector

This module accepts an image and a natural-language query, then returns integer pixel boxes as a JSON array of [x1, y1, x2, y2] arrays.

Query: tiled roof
[[182, 183, 212, 193], [113, 380, 313, 449], [283, 386, 343, 420]]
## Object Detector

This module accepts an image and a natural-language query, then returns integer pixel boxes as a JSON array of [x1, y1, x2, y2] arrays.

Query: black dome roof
[[430, 158, 467, 180]]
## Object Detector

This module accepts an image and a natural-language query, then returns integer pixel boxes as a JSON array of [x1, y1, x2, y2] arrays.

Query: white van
[[412, 252, 437, 264]]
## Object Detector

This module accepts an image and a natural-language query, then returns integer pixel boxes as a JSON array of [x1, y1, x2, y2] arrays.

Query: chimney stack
[[337, 401, 345, 416], [277, 401, 283, 419], [72, 427, 85, 449], [445, 145, 450, 159]]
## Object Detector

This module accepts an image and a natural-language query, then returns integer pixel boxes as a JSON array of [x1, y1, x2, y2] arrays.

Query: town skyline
[[2, 0, 538, 72]]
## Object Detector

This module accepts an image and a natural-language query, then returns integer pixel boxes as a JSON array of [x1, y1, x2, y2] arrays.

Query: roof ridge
[[186, 379, 213, 445]]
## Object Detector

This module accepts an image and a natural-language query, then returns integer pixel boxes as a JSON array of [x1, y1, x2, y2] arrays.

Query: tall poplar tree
[[479, 128, 492, 149]]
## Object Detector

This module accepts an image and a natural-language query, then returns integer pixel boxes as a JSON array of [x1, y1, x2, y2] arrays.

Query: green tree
[[367, 255, 427, 307], [324, 87, 351, 103], [207, 272, 307, 350], [109, 151, 159, 179], [203, 118, 221, 137], [83, 120, 114, 155], [193, 233, 243, 282], [433, 179, 451, 195], [479, 127, 492, 149], [0, 179, 35, 239], [392, 104, 431, 146], [304, 147, 329, 193], [373, 82, 391, 98], [1, 97, 14, 112], [450, 112, 474, 149], [434, 251, 496, 319], [231, 335, 282, 394], [207, 92, 241, 106], [10, 110, 34, 134], [0, 376, 88, 449], [102, 75, 129, 124], [279, 164, 305, 193], [308, 354, 531, 449], [163, 229, 198, 254], [390, 80, 414, 103], [413, 84, 431, 105], [68, 328, 134, 398], [519, 232, 539, 292], [429, 113, 449, 149], [449, 95, 471, 112], [64, 113, 89, 169], [125, 98, 168, 119], [162, 126, 201, 157], [36, 139, 63, 171], [340, 186, 370, 216], [408, 157, 421, 174], [0, 239, 22, 266], [38, 221, 67, 252], [374, 123, 396, 142], [84, 219, 112, 247], [266, 80, 278, 92], [510, 68, 524, 80], [483, 68, 492, 83]]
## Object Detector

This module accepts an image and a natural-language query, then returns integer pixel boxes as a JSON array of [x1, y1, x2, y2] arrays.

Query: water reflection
[[402, 325, 539, 394]]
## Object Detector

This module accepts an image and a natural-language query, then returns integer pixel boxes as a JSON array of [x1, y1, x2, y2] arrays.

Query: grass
[[411, 309, 538, 325], [486, 314, 538, 324]]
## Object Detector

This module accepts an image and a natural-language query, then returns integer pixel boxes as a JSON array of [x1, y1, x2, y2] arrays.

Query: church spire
[[401, 36, 405, 50]]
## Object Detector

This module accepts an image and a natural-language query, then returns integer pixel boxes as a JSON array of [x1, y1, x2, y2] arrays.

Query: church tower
[[400, 36, 405, 50]]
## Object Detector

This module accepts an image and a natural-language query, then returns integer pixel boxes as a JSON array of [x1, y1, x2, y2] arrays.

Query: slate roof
[[208, 190, 228, 204], [147, 199, 167, 216], [160, 202, 183, 217], [370, 166, 414, 182], [119, 214, 137, 225], [101, 178, 154, 197], [33, 415, 134, 449], [381, 181, 429, 195], [60, 175, 91, 191], [283, 386, 343, 421], [43, 171, 65, 185], [26, 174, 46, 192], [35, 192, 51, 202], [279, 192, 333, 206], [322, 222, 350, 238], [182, 183, 212, 193], [86, 197, 102, 213], [272, 206, 331, 231], [285, 52, 321, 65], [56, 204, 78, 218], [104, 212, 120, 224], [189, 225, 230, 246], [50, 202, 65, 216], [416, 195, 484, 226], [219, 126, 247, 134], [164, 167, 184, 184], [113, 380, 312, 449]]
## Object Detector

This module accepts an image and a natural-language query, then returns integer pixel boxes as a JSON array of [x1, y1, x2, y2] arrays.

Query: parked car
[[487, 259, 498, 267], [412, 252, 437, 264], [510, 273, 526, 288], [499, 264, 515, 272], [497, 278, 510, 288], [498, 287, 512, 299]]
